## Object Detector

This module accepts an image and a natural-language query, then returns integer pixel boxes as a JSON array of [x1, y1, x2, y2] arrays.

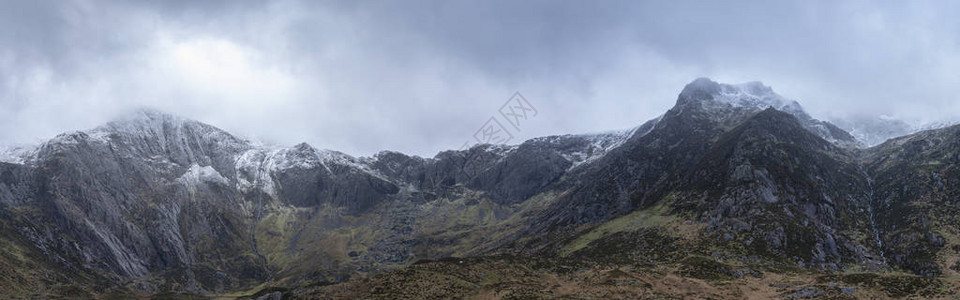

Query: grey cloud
[[1, 0, 959, 156]]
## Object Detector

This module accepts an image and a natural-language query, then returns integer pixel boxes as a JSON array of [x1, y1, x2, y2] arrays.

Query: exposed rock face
[[0, 79, 957, 297], [667, 109, 878, 269], [863, 125, 960, 277], [7, 111, 258, 288]]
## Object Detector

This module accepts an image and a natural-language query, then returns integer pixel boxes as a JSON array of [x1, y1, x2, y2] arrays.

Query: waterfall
[[249, 153, 273, 280]]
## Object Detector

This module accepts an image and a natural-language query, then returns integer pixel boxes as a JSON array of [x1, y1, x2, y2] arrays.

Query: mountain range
[[1, 78, 959, 299]]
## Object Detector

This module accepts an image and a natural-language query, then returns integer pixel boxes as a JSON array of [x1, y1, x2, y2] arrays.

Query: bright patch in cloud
[[156, 37, 300, 104]]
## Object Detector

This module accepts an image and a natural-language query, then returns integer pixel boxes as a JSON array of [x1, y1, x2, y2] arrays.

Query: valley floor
[[187, 256, 957, 300]]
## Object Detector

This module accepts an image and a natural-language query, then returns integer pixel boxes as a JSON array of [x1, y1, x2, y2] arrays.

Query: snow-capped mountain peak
[[679, 77, 796, 112], [676, 78, 860, 148]]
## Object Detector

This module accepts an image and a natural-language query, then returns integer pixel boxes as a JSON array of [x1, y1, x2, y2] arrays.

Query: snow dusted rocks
[[678, 78, 859, 148], [0, 144, 38, 165], [680, 78, 797, 111], [178, 164, 230, 186]]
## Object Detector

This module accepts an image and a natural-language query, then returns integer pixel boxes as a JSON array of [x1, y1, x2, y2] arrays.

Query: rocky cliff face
[[0, 79, 957, 298], [862, 125, 960, 277], [667, 109, 879, 269]]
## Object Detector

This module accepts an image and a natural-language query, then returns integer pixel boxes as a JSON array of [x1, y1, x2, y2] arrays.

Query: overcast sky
[[2, 1, 959, 156]]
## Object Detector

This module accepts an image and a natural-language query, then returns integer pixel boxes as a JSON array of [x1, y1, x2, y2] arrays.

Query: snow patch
[[86, 128, 116, 143], [560, 131, 632, 170], [918, 119, 960, 132], [234, 148, 281, 198], [713, 82, 794, 111], [320, 149, 393, 181], [178, 164, 228, 186], [0, 144, 39, 165], [553, 115, 662, 170]]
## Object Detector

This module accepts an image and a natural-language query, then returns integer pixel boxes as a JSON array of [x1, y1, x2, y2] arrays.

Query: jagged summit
[[94, 109, 237, 140], [674, 78, 859, 148], [678, 77, 798, 112], [678, 77, 723, 100], [0, 78, 856, 168]]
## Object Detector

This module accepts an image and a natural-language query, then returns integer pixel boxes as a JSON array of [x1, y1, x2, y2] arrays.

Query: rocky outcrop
[[668, 109, 878, 268]]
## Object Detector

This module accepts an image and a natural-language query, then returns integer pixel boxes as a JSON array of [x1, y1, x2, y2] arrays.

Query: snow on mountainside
[[0, 76, 890, 185], [832, 115, 960, 147], [0, 76, 860, 180], [178, 163, 229, 186], [716, 81, 798, 111], [528, 115, 662, 171], [679, 78, 860, 148], [681, 78, 800, 112], [0, 78, 853, 180], [25, 109, 254, 178], [830, 115, 914, 147], [918, 119, 960, 132], [533, 131, 632, 171], [233, 142, 393, 199], [0, 78, 908, 184], [94, 109, 252, 154], [0, 144, 38, 164], [23, 109, 395, 199]]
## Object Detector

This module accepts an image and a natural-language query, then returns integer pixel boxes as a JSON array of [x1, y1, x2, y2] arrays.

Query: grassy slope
[[279, 187, 960, 299]]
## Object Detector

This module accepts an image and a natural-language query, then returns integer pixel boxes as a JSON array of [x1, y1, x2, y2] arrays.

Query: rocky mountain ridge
[[1, 78, 958, 298]]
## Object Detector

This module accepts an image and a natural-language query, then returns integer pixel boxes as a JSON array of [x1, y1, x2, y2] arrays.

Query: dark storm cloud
[[2, 0, 959, 156]]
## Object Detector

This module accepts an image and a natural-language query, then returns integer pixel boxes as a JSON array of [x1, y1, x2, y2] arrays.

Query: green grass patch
[[559, 200, 678, 257]]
